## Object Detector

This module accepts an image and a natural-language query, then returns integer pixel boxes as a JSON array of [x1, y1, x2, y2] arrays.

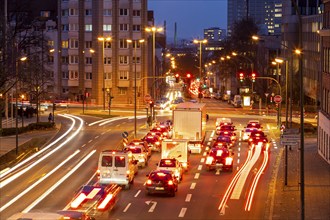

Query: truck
[[161, 139, 189, 171], [172, 102, 206, 153]]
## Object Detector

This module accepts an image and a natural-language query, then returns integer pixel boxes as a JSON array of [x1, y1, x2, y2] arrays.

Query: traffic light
[[149, 100, 154, 108], [251, 73, 256, 82], [239, 72, 244, 82], [175, 73, 180, 83], [186, 73, 191, 78]]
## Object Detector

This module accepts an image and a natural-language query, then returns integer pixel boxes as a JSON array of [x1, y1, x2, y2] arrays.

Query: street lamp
[[193, 39, 207, 80], [127, 39, 145, 138], [97, 36, 111, 110], [21, 94, 25, 127], [145, 26, 163, 101]]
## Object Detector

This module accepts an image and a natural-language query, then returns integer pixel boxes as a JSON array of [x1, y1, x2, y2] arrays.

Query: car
[[145, 170, 178, 197], [247, 131, 267, 146], [218, 130, 237, 143], [216, 124, 236, 135], [124, 145, 149, 168], [144, 134, 162, 151], [242, 123, 262, 141], [156, 158, 184, 182], [97, 150, 138, 189], [249, 136, 270, 150], [215, 117, 232, 127], [214, 136, 234, 148], [205, 147, 234, 172], [231, 95, 242, 107], [128, 139, 151, 157], [152, 124, 172, 138]]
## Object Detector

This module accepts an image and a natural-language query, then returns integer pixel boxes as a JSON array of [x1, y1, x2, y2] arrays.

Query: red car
[[249, 136, 270, 150], [218, 131, 237, 143], [248, 131, 267, 146], [214, 135, 234, 148], [143, 134, 161, 151], [216, 124, 236, 135], [205, 147, 234, 172]]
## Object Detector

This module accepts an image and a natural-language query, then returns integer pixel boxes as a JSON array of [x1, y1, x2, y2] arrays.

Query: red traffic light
[[251, 73, 256, 82], [175, 73, 179, 78], [186, 73, 191, 78]]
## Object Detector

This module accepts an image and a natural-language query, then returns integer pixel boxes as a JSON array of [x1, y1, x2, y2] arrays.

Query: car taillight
[[206, 156, 214, 165], [155, 141, 160, 145], [71, 193, 86, 209], [182, 162, 187, 168], [249, 138, 252, 142], [168, 180, 174, 185], [225, 157, 233, 165], [97, 194, 113, 210], [97, 169, 100, 174], [163, 132, 168, 136], [146, 179, 152, 185]]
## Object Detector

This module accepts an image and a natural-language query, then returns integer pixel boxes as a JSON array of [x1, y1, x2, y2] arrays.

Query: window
[[69, 55, 78, 64], [120, 24, 129, 31], [62, 24, 69, 31], [104, 41, 111, 48], [132, 25, 141, 31], [70, 39, 78, 48], [102, 156, 112, 167], [85, 41, 92, 48], [119, 56, 129, 64], [69, 70, 78, 79], [119, 39, 128, 49], [62, 71, 69, 79], [119, 8, 128, 16], [85, 72, 92, 80], [41, 11, 51, 18], [132, 71, 141, 79], [85, 57, 92, 64], [132, 10, 141, 17], [69, 23, 78, 31], [105, 72, 112, 80], [62, 40, 69, 48], [104, 9, 112, 16], [48, 40, 54, 46], [62, 56, 69, 64], [85, 9, 92, 16], [119, 87, 127, 95], [62, 9, 69, 16], [103, 24, 112, 31], [119, 70, 129, 79], [69, 8, 78, 16], [133, 56, 141, 64], [114, 156, 126, 167], [85, 24, 92, 31], [104, 57, 111, 64], [48, 55, 54, 63]]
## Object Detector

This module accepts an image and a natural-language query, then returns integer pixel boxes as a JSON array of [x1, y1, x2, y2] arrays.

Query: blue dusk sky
[[148, 0, 228, 41]]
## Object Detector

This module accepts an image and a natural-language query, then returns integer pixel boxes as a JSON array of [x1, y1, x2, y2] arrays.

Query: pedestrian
[[48, 113, 53, 122]]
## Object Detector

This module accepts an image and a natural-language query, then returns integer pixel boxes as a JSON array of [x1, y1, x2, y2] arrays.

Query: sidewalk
[[271, 138, 330, 220]]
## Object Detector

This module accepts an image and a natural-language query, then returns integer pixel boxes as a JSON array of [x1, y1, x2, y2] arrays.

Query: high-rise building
[[203, 27, 226, 42], [227, 0, 282, 36]]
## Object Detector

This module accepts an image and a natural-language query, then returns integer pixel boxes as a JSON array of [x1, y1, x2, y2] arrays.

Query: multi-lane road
[[0, 98, 282, 219]]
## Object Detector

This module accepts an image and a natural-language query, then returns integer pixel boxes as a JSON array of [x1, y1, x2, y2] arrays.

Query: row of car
[[242, 120, 270, 149]]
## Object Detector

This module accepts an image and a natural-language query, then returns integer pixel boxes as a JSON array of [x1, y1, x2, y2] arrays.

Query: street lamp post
[[21, 94, 25, 127], [127, 39, 145, 138], [193, 39, 207, 80], [145, 26, 163, 102], [97, 37, 111, 111]]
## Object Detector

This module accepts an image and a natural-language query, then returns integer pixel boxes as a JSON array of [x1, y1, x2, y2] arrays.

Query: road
[[0, 97, 282, 219]]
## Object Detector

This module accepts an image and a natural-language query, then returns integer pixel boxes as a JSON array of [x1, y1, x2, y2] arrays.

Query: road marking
[[101, 132, 105, 135], [203, 152, 207, 156], [148, 201, 157, 212], [178, 208, 187, 217], [200, 158, 205, 163], [88, 140, 92, 143], [123, 203, 131, 212], [238, 147, 241, 152], [197, 165, 202, 170], [190, 182, 196, 189], [81, 144, 86, 148], [134, 190, 141, 197], [95, 135, 99, 139], [238, 153, 240, 157], [185, 194, 192, 202], [116, 124, 120, 127], [194, 173, 200, 179], [237, 159, 240, 164]]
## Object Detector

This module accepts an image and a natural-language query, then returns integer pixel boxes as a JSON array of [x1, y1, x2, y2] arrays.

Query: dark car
[[248, 131, 267, 146], [249, 136, 270, 150], [205, 147, 234, 172], [145, 170, 178, 197], [144, 134, 161, 151], [214, 135, 234, 148], [218, 131, 237, 143]]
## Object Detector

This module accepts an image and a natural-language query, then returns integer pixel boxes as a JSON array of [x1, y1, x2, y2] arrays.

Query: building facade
[[319, 0, 330, 163], [52, 0, 150, 107]]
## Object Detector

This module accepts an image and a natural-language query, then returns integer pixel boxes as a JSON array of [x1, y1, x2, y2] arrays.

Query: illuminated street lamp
[[97, 36, 112, 110], [145, 26, 163, 101], [127, 39, 145, 138], [193, 39, 207, 80]]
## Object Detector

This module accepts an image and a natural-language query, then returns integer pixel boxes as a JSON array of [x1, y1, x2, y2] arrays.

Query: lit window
[[85, 24, 92, 31], [119, 56, 129, 64], [103, 24, 112, 31]]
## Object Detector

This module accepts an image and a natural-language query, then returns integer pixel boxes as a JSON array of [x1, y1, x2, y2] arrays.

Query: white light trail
[[23, 150, 96, 212]]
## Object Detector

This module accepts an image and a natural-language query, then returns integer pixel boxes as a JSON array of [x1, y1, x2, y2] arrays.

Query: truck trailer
[[161, 139, 189, 170], [172, 102, 206, 153]]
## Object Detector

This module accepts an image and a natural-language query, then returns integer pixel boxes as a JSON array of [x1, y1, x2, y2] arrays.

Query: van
[[98, 150, 138, 189], [216, 118, 232, 127], [231, 95, 242, 107]]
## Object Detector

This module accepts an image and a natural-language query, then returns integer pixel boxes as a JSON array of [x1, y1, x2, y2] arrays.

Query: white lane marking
[[81, 144, 86, 148], [101, 132, 106, 135], [95, 135, 99, 139], [123, 203, 131, 212], [197, 165, 202, 170], [203, 152, 207, 157], [194, 173, 200, 179], [148, 201, 157, 212], [207, 141, 211, 145], [178, 208, 187, 217], [88, 139, 92, 143], [238, 147, 241, 152], [200, 158, 205, 163], [237, 159, 240, 164], [185, 194, 192, 202], [116, 124, 120, 127], [238, 153, 240, 157], [190, 182, 196, 189], [134, 190, 141, 197]]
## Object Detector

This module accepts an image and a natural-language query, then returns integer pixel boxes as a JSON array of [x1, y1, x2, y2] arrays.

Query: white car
[[124, 145, 149, 168], [156, 158, 183, 182]]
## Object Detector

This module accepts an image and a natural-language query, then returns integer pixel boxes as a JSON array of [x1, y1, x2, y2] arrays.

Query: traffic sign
[[122, 131, 129, 138], [283, 128, 300, 134], [280, 140, 298, 145], [274, 95, 282, 103], [144, 94, 152, 102], [281, 134, 300, 140]]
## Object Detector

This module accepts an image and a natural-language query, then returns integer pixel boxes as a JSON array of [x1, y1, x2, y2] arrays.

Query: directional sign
[[283, 128, 300, 134], [280, 140, 298, 145], [122, 131, 129, 138], [281, 134, 300, 140], [274, 95, 282, 103]]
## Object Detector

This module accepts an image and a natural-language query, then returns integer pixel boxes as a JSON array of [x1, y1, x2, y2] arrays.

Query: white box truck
[[172, 102, 206, 153], [161, 139, 189, 171]]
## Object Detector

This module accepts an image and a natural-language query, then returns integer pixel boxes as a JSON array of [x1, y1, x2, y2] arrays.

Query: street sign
[[280, 140, 298, 145], [122, 131, 129, 138], [281, 134, 300, 140], [274, 95, 282, 103], [144, 94, 152, 102], [283, 128, 300, 134]]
